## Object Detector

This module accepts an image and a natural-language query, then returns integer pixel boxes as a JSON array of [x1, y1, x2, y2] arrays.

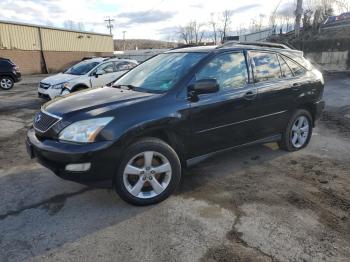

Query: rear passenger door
[[248, 51, 302, 139]]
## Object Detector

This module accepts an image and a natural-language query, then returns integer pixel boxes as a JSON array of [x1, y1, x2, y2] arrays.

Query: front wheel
[[114, 138, 181, 206], [279, 109, 313, 151], [0, 77, 14, 90]]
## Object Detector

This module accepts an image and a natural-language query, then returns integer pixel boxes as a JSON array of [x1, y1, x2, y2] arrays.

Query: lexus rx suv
[[0, 57, 21, 90], [38, 57, 138, 100], [26, 42, 325, 205]]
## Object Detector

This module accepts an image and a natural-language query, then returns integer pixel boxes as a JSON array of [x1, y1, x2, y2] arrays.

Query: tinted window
[[114, 52, 206, 93], [196, 52, 248, 90], [278, 55, 294, 78], [283, 56, 306, 76], [250, 52, 281, 83], [96, 62, 114, 74]]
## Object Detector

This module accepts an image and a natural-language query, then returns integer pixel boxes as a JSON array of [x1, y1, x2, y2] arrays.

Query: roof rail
[[218, 41, 291, 49]]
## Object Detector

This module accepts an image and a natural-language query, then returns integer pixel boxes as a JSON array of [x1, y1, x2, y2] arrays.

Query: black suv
[[26, 42, 325, 205], [0, 58, 21, 90]]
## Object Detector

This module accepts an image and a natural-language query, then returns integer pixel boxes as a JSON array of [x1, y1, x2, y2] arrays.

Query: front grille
[[39, 82, 51, 89], [33, 110, 61, 132]]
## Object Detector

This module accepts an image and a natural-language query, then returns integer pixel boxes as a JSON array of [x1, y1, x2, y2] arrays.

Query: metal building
[[0, 20, 114, 74]]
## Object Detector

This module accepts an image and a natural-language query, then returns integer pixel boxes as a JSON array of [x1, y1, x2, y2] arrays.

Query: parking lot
[[0, 74, 350, 261]]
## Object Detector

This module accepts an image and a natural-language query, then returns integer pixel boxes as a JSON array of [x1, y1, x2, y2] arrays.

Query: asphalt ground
[[0, 74, 349, 262]]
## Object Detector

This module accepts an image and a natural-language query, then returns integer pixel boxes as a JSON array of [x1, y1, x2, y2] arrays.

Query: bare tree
[[295, 0, 303, 37], [178, 21, 205, 44], [218, 10, 233, 43], [209, 13, 218, 44]]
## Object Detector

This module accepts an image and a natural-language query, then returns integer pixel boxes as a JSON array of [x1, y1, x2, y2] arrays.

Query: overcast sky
[[0, 0, 346, 40]]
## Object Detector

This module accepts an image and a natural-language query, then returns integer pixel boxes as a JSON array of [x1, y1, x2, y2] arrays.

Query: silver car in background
[[38, 57, 138, 99]]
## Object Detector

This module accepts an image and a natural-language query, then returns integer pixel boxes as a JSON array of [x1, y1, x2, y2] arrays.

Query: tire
[[279, 109, 313, 151], [61, 88, 71, 96], [0, 76, 14, 90], [114, 137, 181, 206]]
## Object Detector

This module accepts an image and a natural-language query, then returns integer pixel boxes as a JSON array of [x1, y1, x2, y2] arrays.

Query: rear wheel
[[279, 109, 313, 151], [0, 77, 14, 90], [114, 138, 181, 206]]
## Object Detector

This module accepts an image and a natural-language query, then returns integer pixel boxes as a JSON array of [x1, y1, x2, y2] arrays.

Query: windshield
[[113, 52, 206, 93], [64, 61, 100, 75]]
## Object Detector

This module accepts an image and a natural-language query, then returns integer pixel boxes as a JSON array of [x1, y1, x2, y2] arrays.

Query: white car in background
[[38, 57, 138, 100]]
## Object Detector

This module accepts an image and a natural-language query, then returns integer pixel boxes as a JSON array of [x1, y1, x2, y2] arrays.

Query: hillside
[[114, 39, 178, 51]]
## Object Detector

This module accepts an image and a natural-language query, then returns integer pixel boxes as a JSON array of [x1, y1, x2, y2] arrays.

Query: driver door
[[188, 51, 260, 157]]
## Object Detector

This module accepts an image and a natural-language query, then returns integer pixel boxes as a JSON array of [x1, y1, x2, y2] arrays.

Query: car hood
[[41, 73, 81, 85], [43, 87, 157, 117]]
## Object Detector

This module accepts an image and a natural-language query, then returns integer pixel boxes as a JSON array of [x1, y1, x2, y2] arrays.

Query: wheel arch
[[71, 83, 89, 92], [299, 103, 317, 126], [0, 74, 14, 81], [119, 126, 187, 168]]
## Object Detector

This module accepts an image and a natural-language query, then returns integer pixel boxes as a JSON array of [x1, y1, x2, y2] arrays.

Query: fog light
[[65, 163, 91, 172]]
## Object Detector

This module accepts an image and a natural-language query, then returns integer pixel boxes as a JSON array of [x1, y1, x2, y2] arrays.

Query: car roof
[[81, 57, 138, 64], [166, 42, 303, 57]]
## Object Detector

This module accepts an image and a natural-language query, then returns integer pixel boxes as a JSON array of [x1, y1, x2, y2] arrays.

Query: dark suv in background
[[0, 57, 21, 90], [26, 42, 325, 205]]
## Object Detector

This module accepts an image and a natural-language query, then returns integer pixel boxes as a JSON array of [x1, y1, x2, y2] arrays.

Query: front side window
[[96, 62, 114, 74], [114, 52, 206, 93], [196, 52, 248, 91], [250, 52, 281, 83], [115, 61, 135, 71]]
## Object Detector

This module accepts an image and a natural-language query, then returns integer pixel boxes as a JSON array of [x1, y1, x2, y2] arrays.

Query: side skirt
[[186, 134, 282, 168]]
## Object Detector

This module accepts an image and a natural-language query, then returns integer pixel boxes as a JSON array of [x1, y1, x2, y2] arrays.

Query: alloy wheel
[[0, 78, 13, 90], [123, 151, 172, 199], [290, 115, 310, 148]]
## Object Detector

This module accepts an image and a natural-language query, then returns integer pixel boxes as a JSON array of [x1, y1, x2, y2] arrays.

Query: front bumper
[[314, 100, 325, 121], [38, 87, 62, 100], [26, 128, 121, 183], [13, 72, 21, 82]]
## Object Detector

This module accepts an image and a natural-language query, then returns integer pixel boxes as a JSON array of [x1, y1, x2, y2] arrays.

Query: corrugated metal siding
[[0, 23, 40, 50], [0, 22, 113, 52], [41, 29, 113, 52]]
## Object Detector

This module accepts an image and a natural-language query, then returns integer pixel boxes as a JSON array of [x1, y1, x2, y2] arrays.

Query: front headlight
[[59, 117, 114, 143], [51, 82, 70, 89]]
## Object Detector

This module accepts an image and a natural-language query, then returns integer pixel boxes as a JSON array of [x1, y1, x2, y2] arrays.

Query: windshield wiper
[[113, 84, 138, 90]]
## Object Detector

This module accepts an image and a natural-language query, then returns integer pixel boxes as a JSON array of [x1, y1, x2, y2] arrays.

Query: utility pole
[[105, 17, 115, 35], [122, 31, 126, 51], [295, 0, 303, 38]]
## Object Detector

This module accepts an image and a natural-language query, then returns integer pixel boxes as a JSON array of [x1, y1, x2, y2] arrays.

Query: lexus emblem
[[35, 113, 41, 123]]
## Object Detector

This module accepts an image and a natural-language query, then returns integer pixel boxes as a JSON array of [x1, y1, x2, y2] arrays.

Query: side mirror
[[193, 79, 219, 95], [94, 69, 104, 78]]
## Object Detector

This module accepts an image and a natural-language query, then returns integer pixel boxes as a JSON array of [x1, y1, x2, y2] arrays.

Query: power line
[[105, 17, 115, 35]]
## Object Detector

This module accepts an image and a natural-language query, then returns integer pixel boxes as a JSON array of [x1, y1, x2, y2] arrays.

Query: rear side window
[[278, 55, 294, 78], [250, 52, 281, 83], [196, 52, 248, 91], [283, 56, 306, 76]]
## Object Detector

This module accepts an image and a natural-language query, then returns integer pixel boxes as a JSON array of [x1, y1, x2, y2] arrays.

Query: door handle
[[244, 90, 256, 100]]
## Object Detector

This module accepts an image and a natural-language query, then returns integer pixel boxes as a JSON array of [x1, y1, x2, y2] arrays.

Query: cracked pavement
[[0, 74, 350, 261]]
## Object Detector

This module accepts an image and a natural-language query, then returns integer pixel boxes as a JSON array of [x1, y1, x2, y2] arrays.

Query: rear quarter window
[[282, 56, 306, 76]]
